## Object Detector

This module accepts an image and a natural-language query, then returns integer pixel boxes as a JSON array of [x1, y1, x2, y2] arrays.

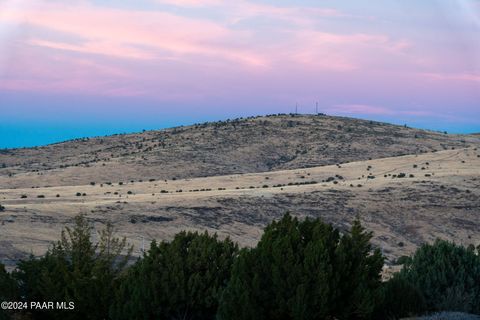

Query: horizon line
[[2, 113, 478, 150]]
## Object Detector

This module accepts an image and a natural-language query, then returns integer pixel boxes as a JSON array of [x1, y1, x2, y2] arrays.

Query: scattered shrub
[[395, 255, 411, 265]]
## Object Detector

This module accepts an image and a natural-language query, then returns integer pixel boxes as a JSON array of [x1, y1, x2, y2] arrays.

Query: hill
[[1, 114, 479, 267], [0, 114, 477, 188]]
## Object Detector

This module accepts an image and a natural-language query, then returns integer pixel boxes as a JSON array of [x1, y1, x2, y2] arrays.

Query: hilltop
[[0, 114, 477, 188]]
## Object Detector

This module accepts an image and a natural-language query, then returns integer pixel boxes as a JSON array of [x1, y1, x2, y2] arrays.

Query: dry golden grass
[[1, 141, 479, 266]]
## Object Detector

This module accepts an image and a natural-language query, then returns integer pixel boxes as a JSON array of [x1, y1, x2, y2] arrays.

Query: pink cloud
[[2, 2, 267, 67], [0, 1, 425, 99], [327, 104, 466, 122], [421, 72, 480, 83], [157, 0, 224, 7], [328, 104, 395, 115], [28, 39, 156, 60]]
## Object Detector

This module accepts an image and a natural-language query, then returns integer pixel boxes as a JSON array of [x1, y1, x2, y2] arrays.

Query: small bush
[[20, 195, 27, 199], [37, 195, 45, 198], [0, 204, 4, 212], [76, 192, 82, 196], [395, 255, 411, 265]]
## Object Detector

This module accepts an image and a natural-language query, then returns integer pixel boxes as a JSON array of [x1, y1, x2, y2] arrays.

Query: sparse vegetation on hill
[[1, 114, 478, 188]]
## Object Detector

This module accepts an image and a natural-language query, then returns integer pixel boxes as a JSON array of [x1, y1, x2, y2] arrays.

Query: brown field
[[1, 114, 479, 268]]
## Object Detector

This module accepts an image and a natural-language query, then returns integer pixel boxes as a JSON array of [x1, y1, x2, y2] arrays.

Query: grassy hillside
[[1, 114, 478, 188]]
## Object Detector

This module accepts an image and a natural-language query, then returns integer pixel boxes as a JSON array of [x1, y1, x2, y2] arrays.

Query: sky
[[0, 0, 479, 148]]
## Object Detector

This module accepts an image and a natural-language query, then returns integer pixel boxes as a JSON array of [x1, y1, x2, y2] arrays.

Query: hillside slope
[[1, 147, 479, 266], [1, 114, 479, 188]]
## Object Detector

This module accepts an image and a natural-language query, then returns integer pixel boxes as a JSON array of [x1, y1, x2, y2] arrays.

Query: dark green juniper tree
[[111, 231, 238, 320], [0, 263, 18, 320], [375, 273, 426, 319], [14, 215, 132, 320], [218, 213, 384, 320], [397, 239, 480, 315]]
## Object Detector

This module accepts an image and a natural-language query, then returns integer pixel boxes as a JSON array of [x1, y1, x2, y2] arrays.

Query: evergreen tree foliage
[[375, 274, 426, 319], [0, 263, 18, 320], [398, 239, 480, 314], [14, 215, 132, 320], [218, 213, 384, 320], [111, 231, 238, 320]]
